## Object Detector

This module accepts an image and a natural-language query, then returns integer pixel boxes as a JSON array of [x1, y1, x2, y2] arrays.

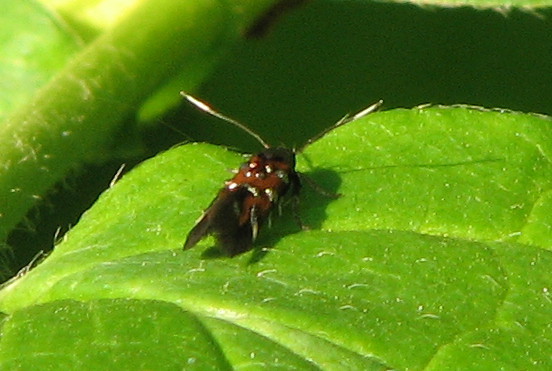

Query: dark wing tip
[[183, 216, 211, 250]]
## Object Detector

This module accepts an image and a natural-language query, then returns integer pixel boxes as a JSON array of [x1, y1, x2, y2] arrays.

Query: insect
[[182, 93, 382, 256]]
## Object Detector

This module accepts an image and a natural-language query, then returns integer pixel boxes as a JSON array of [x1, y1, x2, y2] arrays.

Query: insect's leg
[[291, 195, 309, 231], [299, 173, 341, 198], [250, 205, 259, 241], [265, 210, 273, 229]]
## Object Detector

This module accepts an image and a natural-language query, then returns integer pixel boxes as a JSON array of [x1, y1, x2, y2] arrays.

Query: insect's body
[[181, 93, 381, 256], [184, 147, 300, 256]]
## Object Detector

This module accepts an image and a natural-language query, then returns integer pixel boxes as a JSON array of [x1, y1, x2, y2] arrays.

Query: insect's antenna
[[181, 92, 271, 149], [298, 99, 383, 152]]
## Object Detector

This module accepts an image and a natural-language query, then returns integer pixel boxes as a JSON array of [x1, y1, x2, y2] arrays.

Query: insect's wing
[[183, 211, 212, 251], [183, 187, 255, 256]]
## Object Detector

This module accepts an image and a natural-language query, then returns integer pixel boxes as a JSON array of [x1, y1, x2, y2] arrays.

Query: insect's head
[[261, 147, 296, 168]]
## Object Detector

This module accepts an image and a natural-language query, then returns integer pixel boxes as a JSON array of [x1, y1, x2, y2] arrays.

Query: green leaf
[[1, 106, 551, 369], [303, 106, 552, 246], [0, 299, 231, 370]]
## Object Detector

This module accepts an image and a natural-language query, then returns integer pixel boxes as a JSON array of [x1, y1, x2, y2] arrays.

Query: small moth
[[182, 94, 382, 256]]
